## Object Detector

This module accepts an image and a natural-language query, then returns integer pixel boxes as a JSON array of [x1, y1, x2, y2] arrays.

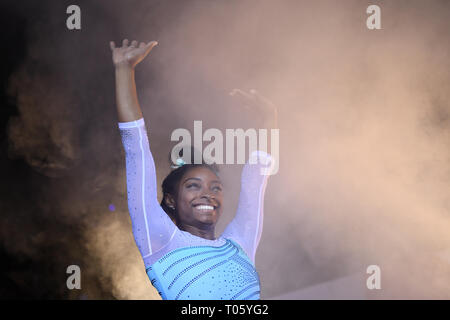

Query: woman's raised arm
[[112, 39, 177, 268], [222, 89, 278, 264], [111, 39, 158, 122]]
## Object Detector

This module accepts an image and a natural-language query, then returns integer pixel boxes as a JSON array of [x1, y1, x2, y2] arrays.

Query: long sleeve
[[118, 118, 177, 267], [222, 150, 275, 264]]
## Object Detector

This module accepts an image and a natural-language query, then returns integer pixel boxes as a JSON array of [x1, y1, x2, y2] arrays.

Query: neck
[[178, 223, 216, 240]]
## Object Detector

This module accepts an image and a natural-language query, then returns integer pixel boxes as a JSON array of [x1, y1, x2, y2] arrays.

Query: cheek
[[217, 194, 224, 207], [178, 190, 195, 209]]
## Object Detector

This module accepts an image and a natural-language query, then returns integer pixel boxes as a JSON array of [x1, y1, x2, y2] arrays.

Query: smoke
[[7, 65, 81, 178], [83, 208, 161, 300], [1, 0, 449, 299]]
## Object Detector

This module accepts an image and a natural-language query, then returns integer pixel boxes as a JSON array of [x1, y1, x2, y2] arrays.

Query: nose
[[201, 193, 212, 199], [201, 192, 215, 201]]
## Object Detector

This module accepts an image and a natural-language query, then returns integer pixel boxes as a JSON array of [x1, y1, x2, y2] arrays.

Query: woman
[[111, 39, 276, 300]]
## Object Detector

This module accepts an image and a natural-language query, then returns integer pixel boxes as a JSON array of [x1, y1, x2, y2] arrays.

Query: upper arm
[[119, 118, 177, 262], [222, 151, 274, 263]]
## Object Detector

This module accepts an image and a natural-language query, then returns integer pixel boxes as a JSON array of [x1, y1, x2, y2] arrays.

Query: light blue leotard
[[118, 118, 273, 300]]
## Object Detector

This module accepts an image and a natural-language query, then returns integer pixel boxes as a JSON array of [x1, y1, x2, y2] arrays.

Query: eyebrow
[[183, 177, 222, 185]]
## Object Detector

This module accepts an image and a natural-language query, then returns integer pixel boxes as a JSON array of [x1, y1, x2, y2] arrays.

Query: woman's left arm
[[222, 151, 274, 264], [222, 89, 278, 263]]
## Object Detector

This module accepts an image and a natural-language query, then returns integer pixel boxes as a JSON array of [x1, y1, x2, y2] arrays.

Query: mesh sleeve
[[118, 118, 177, 266], [222, 150, 275, 264]]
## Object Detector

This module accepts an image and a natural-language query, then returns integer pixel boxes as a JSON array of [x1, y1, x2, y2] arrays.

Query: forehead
[[181, 166, 221, 183]]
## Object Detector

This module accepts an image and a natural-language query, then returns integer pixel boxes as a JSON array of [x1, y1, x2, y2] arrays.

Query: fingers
[[249, 88, 275, 107], [230, 88, 255, 101], [229, 88, 277, 112], [113, 39, 158, 49], [229, 88, 253, 109], [147, 41, 158, 48], [143, 41, 158, 55], [111, 38, 158, 64]]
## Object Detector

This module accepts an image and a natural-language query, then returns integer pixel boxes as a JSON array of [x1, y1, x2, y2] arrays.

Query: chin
[[198, 216, 218, 225], [197, 214, 219, 225]]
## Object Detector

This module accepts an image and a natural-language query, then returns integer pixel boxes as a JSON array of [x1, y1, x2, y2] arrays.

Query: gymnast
[[111, 39, 277, 300]]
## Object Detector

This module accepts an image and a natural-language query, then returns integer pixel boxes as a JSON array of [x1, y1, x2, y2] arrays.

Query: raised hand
[[110, 39, 158, 69], [229, 88, 279, 128]]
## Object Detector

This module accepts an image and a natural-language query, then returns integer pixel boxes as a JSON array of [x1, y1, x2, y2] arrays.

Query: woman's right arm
[[112, 39, 177, 267], [112, 39, 157, 122]]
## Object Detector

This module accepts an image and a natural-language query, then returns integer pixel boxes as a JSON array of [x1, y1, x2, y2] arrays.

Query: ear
[[164, 193, 176, 209]]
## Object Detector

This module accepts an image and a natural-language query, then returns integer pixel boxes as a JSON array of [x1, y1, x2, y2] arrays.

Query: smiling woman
[[161, 164, 224, 240], [112, 38, 275, 300]]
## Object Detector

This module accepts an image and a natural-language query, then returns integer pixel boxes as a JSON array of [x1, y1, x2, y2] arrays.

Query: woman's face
[[175, 166, 223, 229]]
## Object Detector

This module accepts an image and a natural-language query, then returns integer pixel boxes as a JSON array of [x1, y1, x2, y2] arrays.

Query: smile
[[194, 204, 215, 211]]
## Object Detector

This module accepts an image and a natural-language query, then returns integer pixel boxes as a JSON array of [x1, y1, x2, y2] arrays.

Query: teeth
[[195, 205, 214, 210]]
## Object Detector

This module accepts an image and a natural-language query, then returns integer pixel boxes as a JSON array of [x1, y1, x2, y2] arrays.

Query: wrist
[[115, 63, 134, 72]]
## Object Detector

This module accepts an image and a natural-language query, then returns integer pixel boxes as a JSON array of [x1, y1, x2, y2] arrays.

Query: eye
[[187, 183, 200, 189], [212, 185, 222, 192]]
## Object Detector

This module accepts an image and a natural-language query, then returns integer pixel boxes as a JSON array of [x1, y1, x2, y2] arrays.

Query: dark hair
[[160, 147, 219, 221]]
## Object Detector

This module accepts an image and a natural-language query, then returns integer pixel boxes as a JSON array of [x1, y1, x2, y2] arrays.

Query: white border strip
[[251, 164, 270, 263], [137, 125, 152, 256]]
